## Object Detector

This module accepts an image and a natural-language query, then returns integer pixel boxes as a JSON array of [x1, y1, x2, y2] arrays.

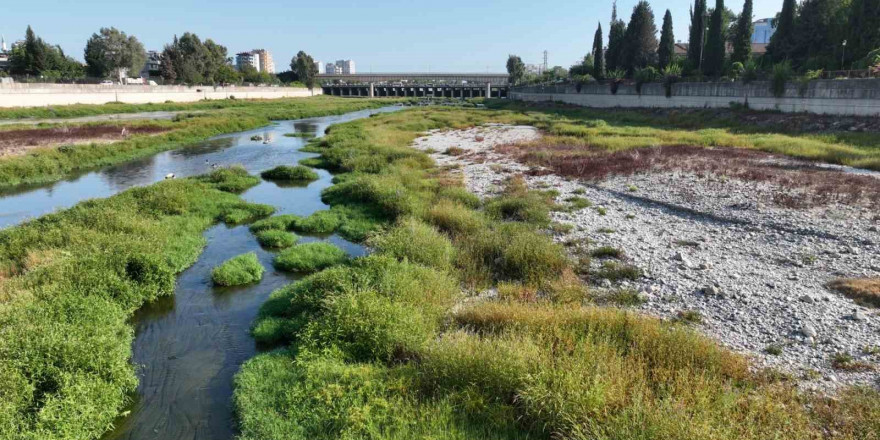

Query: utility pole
[[543, 50, 548, 74]]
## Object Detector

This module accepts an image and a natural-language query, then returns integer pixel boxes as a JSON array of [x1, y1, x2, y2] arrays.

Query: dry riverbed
[[412, 124, 880, 391]]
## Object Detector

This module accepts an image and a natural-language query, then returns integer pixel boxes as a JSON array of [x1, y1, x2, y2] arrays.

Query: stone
[[852, 310, 868, 322], [801, 323, 818, 338], [799, 295, 815, 304]]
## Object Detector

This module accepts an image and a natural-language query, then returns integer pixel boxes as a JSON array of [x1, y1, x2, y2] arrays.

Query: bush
[[634, 66, 658, 95], [273, 242, 347, 272], [291, 210, 342, 234], [369, 218, 455, 270], [662, 64, 682, 98], [770, 61, 793, 98], [260, 165, 319, 181], [425, 200, 487, 235], [255, 230, 298, 248], [742, 59, 760, 83], [212, 252, 265, 286]]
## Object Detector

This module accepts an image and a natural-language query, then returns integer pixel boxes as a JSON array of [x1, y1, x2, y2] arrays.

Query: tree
[[704, 0, 727, 76], [790, 0, 848, 69], [159, 33, 232, 85], [687, 0, 708, 71], [658, 10, 675, 69], [606, 1, 627, 72], [592, 23, 605, 79], [621, 1, 659, 73], [292, 51, 319, 89], [767, 0, 797, 61], [84, 27, 146, 80], [9, 26, 84, 81], [847, 0, 880, 66], [506, 55, 525, 85], [731, 0, 754, 64], [24, 26, 46, 75]]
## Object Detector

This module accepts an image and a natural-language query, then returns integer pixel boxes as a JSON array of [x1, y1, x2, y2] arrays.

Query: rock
[[600, 279, 612, 288], [852, 309, 868, 322], [801, 323, 818, 338], [799, 295, 815, 304], [702, 285, 723, 297]]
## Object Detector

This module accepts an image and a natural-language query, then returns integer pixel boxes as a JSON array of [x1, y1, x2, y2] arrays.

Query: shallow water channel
[[0, 106, 400, 440]]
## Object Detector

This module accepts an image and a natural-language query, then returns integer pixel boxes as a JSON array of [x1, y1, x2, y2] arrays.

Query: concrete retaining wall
[[0, 84, 322, 108], [510, 79, 880, 116]]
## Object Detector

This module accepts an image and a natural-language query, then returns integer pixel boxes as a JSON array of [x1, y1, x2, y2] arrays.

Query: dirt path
[[0, 110, 200, 126], [412, 124, 880, 391]]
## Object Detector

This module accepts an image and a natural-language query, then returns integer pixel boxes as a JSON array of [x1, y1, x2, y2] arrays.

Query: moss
[[255, 230, 298, 249], [260, 165, 319, 182], [273, 242, 347, 273], [212, 252, 265, 286]]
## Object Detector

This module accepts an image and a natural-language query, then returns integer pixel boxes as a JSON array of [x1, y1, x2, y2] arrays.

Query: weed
[[249, 214, 300, 232], [674, 310, 704, 325], [291, 210, 342, 235], [764, 344, 784, 356], [831, 352, 876, 372], [597, 227, 616, 234], [827, 278, 880, 308], [549, 222, 573, 234], [255, 230, 298, 249], [563, 196, 592, 210], [273, 242, 347, 273], [212, 253, 265, 286], [595, 207, 607, 216], [368, 218, 455, 270], [594, 261, 642, 281], [260, 165, 319, 182], [195, 166, 261, 193], [599, 289, 646, 306], [445, 146, 466, 156], [590, 246, 624, 259]]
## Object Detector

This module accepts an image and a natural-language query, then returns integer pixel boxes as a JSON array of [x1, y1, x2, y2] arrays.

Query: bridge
[[322, 83, 509, 98], [316, 72, 509, 85]]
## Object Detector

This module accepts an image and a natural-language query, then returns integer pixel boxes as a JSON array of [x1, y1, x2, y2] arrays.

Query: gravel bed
[[412, 124, 880, 391]]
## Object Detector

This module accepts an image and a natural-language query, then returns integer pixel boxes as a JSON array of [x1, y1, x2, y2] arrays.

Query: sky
[[3, 0, 781, 73]]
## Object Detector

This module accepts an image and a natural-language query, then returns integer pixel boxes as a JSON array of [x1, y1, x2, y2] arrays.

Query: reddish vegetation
[[0, 125, 168, 157], [828, 278, 880, 308], [496, 143, 880, 209]]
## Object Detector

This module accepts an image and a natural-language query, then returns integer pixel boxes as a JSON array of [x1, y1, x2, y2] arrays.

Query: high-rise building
[[140, 51, 162, 78], [752, 18, 775, 44], [314, 60, 322, 74], [334, 59, 355, 74], [236, 51, 261, 72], [252, 49, 275, 74]]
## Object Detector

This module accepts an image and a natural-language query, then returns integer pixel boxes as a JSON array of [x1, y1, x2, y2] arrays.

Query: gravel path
[[412, 124, 880, 391]]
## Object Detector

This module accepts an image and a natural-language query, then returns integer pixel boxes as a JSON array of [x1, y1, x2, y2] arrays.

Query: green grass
[[272, 242, 347, 273], [591, 245, 625, 259], [291, 210, 343, 234], [260, 165, 319, 182], [0, 168, 267, 439], [255, 230, 298, 249], [211, 252, 265, 286], [0, 97, 405, 188], [194, 165, 261, 193], [249, 214, 300, 232], [233, 106, 880, 440]]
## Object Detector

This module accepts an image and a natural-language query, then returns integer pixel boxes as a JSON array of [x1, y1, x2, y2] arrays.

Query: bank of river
[[0, 106, 399, 440]]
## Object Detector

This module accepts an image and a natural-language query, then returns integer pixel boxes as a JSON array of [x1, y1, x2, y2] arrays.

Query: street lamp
[[841, 40, 847, 70]]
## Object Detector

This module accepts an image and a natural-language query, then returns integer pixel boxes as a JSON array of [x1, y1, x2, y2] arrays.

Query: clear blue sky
[[3, 0, 780, 73]]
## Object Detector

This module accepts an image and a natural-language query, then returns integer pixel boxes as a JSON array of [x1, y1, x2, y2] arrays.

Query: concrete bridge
[[317, 72, 508, 85], [323, 83, 508, 98]]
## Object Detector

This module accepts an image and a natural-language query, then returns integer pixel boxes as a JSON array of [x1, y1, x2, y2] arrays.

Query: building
[[313, 60, 322, 74], [252, 49, 275, 74], [0, 36, 9, 72], [752, 18, 775, 44], [333, 59, 355, 74], [140, 50, 162, 78], [525, 64, 545, 75], [236, 51, 262, 72], [325, 62, 342, 74]]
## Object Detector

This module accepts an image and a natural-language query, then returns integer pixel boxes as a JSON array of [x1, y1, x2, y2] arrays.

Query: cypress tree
[[593, 23, 605, 79], [606, 1, 627, 72], [688, 0, 708, 70], [768, 0, 797, 61], [622, 0, 659, 73], [704, 0, 726, 76], [731, 0, 754, 64], [659, 10, 675, 69]]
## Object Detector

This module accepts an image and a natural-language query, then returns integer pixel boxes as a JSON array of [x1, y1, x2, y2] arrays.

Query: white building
[[253, 49, 275, 74], [525, 64, 545, 75], [314, 60, 322, 74], [752, 18, 775, 44], [236, 51, 262, 72], [326, 62, 342, 74]]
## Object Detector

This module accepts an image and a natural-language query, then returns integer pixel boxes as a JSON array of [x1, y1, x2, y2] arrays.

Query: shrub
[[260, 165, 319, 181], [436, 187, 481, 209], [590, 246, 624, 259], [742, 59, 760, 83], [369, 218, 455, 270], [770, 61, 792, 98], [255, 230, 298, 248], [273, 242, 347, 273], [607, 69, 626, 95], [594, 261, 642, 281], [211, 252, 265, 286], [485, 193, 551, 227], [634, 66, 658, 95], [291, 210, 342, 234], [662, 63, 682, 98]]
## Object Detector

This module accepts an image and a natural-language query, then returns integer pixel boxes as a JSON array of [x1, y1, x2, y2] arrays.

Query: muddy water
[[0, 106, 399, 440]]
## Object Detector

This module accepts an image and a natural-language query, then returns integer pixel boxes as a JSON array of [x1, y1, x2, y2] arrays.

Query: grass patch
[[594, 261, 642, 281], [674, 310, 704, 325], [590, 245, 624, 259], [828, 278, 880, 308], [272, 242, 347, 273], [255, 230, 298, 249], [212, 252, 265, 286], [249, 214, 300, 232], [831, 352, 876, 372], [260, 165, 319, 182], [194, 165, 261, 193], [368, 218, 455, 271], [564, 196, 592, 210], [291, 210, 342, 235]]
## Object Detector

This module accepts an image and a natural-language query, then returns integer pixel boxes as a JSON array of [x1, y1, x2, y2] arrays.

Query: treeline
[[507, 0, 880, 86], [4, 26, 321, 88]]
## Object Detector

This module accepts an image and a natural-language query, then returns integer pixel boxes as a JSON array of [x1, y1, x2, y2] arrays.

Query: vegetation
[[0, 97, 403, 187], [704, 0, 726, 77], [212, 252, 265, 286], [506, 55, 526, 85], [260, 165, 319, 182], [730, 0, 754, 64], [7, 25, 84, 81], [658, 10, 675, 70], [159, 32, 239, 85], [292, 51, 320, 90], [255, 229, 299, 249], [606, 2, 627, 73], [84, 27, 146, 80], [291, 210, 342, 234], [272, 242, 348, 273], [828, 278, 880, 307], [0, 168, 270, 439], [592, 23, 605, 79], [621, 1, 658, 73]]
